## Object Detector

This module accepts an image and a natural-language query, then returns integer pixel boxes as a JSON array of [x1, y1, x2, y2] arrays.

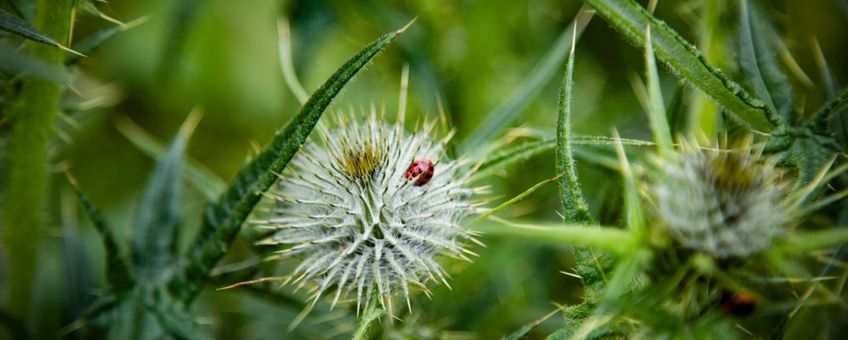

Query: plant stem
[[2, 0, 73, 322]]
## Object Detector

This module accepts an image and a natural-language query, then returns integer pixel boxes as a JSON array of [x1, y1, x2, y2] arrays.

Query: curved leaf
[[168, 22, 411, 303], [581, 0, 776, 132]]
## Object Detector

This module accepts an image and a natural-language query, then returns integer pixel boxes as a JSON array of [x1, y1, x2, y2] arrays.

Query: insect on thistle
[[405, 158, 434, 186]]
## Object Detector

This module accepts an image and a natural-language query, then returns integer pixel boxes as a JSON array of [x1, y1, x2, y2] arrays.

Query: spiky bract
[[255, 114, 474, 314]]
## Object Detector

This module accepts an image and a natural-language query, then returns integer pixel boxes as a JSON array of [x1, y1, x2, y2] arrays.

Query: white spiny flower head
[[649, 139, 791, 259], [254, 111, 476, 314]]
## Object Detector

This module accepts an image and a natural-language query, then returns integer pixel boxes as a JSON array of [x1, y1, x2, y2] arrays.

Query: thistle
[[648, 140, 790, 259], [253, 111, 476, 314]]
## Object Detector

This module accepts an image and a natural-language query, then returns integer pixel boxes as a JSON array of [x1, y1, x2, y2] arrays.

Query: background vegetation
[[2, 0, 848, 338]]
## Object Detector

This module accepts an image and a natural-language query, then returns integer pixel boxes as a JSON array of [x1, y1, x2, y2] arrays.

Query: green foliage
[[581, 0, 776, 132]]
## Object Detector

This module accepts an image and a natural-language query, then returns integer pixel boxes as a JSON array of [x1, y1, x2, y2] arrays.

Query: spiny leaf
[[353, 306, 385, 340], [737, 0, 794, 123], [461, 8, 594, 152], [643, 25, 673, 155], [0, 8, 82, 55], [168, 22, 410, 304], [72, 186, 136, 292], [132, 110, 201, 282], [474, 220, 634, 256], [114, 115, 225, 200], [556, 27, 593, 224], [581, 0, 776, 132]]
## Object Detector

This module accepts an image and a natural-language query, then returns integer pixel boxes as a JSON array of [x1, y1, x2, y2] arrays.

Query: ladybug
[[719, 290, 756, 316], [405, 159, 434, 186]]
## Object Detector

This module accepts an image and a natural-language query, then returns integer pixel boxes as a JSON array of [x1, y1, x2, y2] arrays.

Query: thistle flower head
[[254, 113, 474, 314], [649, 140, 789, 259]]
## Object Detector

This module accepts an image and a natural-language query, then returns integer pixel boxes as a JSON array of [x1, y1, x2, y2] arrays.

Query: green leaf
[[352, 306, 385, 340], [168, 23, 410, 304], [643, 26, 673, 155], [665, 80, 686, 133], [73, 187, 136, 292], [555, 28, 593, 224], [581, 0, 776, 132], [473, 220, 634, 256], [0, 8, 80, 55], [114, 115, 225, 200], [132, 111, 201, 282], [737, 0, 794, 123], [461, 8, 594, 152]]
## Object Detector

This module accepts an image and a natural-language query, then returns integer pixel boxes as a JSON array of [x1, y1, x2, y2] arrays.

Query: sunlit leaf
[[168, 22, 410, 304], [581, 0, 776, 132]]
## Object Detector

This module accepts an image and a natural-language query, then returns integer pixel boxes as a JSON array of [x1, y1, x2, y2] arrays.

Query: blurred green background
[[3, 0, 848, 338]]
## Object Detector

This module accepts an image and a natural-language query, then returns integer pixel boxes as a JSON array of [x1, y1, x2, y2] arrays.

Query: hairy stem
[[2, 0, 73, 321]]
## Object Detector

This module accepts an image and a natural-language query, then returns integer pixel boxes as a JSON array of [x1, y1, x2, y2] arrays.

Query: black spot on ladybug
[[405, 159, 435, 186]]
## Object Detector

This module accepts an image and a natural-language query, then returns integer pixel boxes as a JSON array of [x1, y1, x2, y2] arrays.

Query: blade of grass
[[643, 25, 673, 156], [556, 27, 593, 224], [131, 110, 201, 283], [581, 0, 776, 132], [461, 7, 594, 152], [168, 22, 411, 304]]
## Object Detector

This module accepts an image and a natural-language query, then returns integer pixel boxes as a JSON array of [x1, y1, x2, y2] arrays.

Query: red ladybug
[[719, 290, 756, 316], [405, 159, 434, 186]]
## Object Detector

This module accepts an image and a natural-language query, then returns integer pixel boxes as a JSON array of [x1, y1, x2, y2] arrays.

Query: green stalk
[[2, 0, 73, 321]]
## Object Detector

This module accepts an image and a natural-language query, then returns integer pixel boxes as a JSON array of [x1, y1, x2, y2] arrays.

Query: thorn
[[396, 17, 418, 35]]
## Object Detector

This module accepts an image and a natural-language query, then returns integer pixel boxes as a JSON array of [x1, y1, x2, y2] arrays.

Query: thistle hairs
[[649, 140, 789, 259], [254, 112, 475, 315]]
